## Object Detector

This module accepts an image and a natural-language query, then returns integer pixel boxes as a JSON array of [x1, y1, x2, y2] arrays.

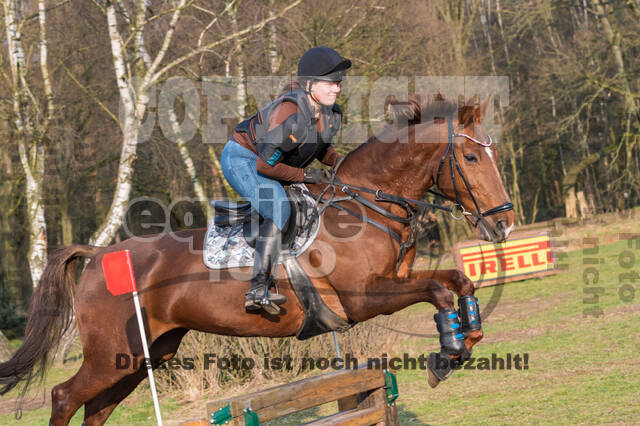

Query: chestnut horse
[[0, 96, 514, 425]]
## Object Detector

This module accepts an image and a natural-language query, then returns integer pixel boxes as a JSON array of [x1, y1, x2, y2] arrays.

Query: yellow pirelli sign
[[453, 231, 558, 287]]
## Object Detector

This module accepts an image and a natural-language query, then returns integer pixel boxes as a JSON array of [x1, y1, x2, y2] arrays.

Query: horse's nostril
[[496, 219, 506, 231]]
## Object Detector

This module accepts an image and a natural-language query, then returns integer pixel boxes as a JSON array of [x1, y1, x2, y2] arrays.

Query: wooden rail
[[181, 364, 399, 425]]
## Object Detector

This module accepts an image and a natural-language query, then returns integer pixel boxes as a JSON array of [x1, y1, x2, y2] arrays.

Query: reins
[[305, 116, 513, 270]]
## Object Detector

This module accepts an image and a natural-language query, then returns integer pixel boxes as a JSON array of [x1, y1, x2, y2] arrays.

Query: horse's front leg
[[409, 269, 483, 387], [338, 274, 470, 388], [411, 269, 483, 346], [341, 275, 454, 321], [397, 249, 482, 349]]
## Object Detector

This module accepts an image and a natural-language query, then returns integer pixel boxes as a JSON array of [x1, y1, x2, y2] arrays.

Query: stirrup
[[262, 277, 286, 305], [245, 280, 286, 315]]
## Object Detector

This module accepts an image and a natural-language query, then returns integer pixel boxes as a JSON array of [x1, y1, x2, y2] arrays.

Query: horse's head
[[432, 97, 515, 242]]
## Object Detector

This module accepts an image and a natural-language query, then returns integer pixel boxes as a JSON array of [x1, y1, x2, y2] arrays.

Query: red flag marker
[[102, 250, 138, 296], [101, 250, 163, 426]]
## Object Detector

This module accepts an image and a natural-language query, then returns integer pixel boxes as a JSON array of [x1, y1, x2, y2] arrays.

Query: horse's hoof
[[426, 352, 453, 388], [427, 367, 441, 388]]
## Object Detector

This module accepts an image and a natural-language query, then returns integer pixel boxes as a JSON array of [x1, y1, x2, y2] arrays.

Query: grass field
[[1, 226, 639, 424]]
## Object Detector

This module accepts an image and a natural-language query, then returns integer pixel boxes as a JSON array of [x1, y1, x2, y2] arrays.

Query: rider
[[220, 46, 351, 313]]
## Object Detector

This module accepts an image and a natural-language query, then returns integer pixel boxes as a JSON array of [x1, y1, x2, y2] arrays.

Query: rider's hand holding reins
[[303, 168, 325, 183]]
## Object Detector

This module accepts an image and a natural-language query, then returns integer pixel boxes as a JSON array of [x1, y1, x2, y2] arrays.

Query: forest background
[[0, 0, 638, 345]]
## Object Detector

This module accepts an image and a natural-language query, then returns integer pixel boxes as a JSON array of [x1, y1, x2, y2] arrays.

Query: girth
[[281, 253, 353, 340]]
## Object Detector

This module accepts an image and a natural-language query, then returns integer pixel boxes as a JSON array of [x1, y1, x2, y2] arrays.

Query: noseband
[[434, 117, 513, 224]]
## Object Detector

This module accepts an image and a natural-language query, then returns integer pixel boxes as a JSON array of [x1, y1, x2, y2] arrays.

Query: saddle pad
[[203, 186, 321, 269]]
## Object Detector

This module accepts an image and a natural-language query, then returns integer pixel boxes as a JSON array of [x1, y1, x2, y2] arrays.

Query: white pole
[[132, 291, 163, 426], [332, 331, 343, 369]]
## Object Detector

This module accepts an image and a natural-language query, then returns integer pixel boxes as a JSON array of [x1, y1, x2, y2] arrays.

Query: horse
[[0, 95, 515, 425]]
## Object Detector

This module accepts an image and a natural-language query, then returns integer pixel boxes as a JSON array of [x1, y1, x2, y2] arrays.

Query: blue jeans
[[220, 140, 291, 231]]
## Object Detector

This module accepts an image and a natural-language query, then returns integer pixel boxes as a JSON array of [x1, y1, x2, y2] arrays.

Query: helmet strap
[[305, 78, 322, 111]]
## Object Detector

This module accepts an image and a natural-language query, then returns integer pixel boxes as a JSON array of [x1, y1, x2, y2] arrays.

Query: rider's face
[[309, 80, 341, 107]]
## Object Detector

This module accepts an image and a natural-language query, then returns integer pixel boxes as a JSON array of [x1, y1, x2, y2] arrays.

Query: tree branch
[[22, 0, 71, 22], [143, 0, 190, 87], [148, 0, 303, 87], [60, 61, 120, 125]]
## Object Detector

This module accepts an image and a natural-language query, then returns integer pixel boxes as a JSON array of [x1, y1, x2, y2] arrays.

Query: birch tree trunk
[[494, 0, 510, 64], [593, 0, 636, 114], [2, 0, 52, 286], [503, 119, 525, 224], [228, 0, 247, 119], [167, 100, 214, 218], [89, 1, 144, 247], [590, 0, 638, 209], [480, 0, 496, 75], [267, 0, 279, 74], [89, 0, 190, 246]]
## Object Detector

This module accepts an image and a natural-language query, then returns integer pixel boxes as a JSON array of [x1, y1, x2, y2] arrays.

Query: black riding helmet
[[298, 47, 351, 88]]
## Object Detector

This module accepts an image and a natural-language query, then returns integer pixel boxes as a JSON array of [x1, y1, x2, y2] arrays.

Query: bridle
[[306, 115, 513, 269], [433, 117, 514, 226]]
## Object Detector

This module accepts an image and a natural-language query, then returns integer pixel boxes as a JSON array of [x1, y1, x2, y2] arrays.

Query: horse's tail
[[0, 244, 101, 397]]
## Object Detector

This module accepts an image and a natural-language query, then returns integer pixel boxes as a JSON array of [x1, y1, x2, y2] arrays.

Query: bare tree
[[89, 0, 302, 246], [1, 0, 55, 286]]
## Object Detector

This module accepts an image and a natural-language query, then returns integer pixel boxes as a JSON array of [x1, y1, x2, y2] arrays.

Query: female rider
[[220, 47, 351, 313]]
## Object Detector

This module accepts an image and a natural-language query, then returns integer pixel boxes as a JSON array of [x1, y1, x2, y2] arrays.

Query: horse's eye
[[464, 154, 478, 164]]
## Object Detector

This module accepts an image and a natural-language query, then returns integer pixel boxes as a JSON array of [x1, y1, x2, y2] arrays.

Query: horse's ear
[[474, 96, 491, 124], [458, 104, 475, 127]]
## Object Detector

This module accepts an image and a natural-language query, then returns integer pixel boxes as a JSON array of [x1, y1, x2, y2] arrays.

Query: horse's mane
[[348, 93, 461, 156], [384, 93, 459, 127]]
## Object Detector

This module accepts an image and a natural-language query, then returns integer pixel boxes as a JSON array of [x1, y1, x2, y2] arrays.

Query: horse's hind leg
[[82, 368, 148, 426], [83, 328, 189, 426], [50, 359, 128, 425]]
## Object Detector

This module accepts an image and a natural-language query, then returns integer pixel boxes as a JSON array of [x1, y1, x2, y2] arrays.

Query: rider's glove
[[303, 168, 325, 184]]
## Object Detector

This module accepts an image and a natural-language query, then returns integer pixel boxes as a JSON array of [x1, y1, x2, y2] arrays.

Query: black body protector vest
[[235, 89, 341, 170]]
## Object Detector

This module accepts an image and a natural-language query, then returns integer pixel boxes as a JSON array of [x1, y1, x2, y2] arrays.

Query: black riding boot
[[245, 218, 287, 314]]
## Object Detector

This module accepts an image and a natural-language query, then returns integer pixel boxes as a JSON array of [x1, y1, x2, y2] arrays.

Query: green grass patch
[[392, 237, 640, 425], [2, 237, 639, 424]]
